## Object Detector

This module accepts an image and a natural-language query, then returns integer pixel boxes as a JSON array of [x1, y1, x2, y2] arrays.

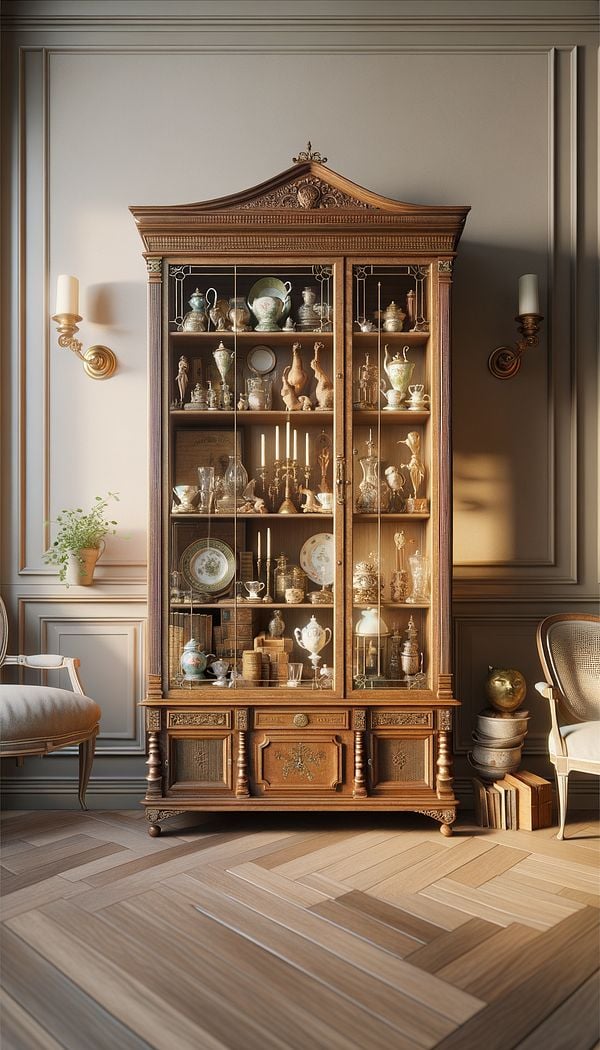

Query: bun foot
[[440, 823, 453, 837], [148, 824, 161, 837]]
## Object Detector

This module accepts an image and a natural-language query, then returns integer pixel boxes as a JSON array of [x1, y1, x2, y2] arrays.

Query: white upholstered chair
[[536, 613, 600, 840], [0, 598, 101, 809]]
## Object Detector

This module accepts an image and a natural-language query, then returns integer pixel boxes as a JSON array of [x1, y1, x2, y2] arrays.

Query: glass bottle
[[274, 554, 288, 602], [222, 454, 249, 510], [267, 609, 285, 639]]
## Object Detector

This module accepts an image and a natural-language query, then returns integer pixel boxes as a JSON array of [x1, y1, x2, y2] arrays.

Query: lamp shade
[[355, 608, 389, 636]]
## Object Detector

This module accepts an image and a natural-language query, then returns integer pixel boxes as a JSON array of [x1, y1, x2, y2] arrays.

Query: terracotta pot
[[65, 543, 103, 586]]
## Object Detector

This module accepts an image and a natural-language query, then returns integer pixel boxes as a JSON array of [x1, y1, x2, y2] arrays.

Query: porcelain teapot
[[180, 639, 215, 682], [383, 345, 415, 401], [182, 288, 211, 332], [382, 301, 406, 332], [294, 615, 332, 656]]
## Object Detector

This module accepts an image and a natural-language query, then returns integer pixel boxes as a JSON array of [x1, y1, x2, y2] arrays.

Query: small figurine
[[280, 365, 302, 411], [298, 486, 323, 513], [206, 381, 218, 411], [176, 355, 189, 406], [311, 341, 334, 410], [287, 342, 308, 394], [398, 431, 426, 507], [299, 396, 313, 411], [384, 464, 406, 510], [237, 393, 249, 410]]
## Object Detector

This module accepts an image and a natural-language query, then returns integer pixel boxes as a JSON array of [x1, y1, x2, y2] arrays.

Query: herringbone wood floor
[[1, 809, 598, 1050]]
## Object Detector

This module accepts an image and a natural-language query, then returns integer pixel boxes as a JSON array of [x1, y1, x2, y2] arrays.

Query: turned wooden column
[[352, 710, 368, 798], [235, 709, 250, 797]]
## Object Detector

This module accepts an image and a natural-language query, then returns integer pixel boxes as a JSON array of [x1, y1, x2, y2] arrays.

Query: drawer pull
[[293, 713, 310, 728]]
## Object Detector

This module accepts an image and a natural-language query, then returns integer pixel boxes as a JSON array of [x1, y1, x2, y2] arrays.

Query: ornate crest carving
[[238, 176, 376, 212], [371, 711, 430, 728], [292, 142, 328, 164], [169, 712, 228, 728]]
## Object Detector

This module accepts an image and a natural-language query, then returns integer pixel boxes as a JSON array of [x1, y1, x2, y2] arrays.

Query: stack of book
[[472, 771, 553, 830]]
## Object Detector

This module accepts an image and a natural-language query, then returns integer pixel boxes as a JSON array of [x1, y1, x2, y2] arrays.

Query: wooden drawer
[[167, 709, 232, 730], [369, 709, 433, 730], [253, 708, 350, 731]]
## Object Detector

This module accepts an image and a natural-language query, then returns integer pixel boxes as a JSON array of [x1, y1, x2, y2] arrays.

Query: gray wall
[[1, 1, 598, 808]]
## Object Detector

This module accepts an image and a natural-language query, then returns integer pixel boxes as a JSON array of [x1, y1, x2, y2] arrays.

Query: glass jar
[[283, 565, 307, 603], [273, 554, 288, 602]]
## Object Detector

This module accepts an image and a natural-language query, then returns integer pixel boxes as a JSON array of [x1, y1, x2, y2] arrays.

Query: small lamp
[[488, 274, 544, 380], [354, 607, 389, 688], [52, 275, 117, 380]]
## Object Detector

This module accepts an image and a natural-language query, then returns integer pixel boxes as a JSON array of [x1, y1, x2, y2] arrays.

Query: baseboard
[[2, 774, 599, 814]]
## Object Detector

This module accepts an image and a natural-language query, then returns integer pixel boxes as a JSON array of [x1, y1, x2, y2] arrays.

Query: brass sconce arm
[[52, 312, 117, 380], [488, 312, 544, 380]]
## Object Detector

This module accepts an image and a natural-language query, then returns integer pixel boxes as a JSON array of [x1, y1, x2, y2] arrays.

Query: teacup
[[407, 384, 431, 410], [285, 587, 304, 604], [381, 388, 405, 410], [209, 658, 230, 686], [316, 492, 333, 513], [251, 295, 285, 332], [244, 580, 265, 600]]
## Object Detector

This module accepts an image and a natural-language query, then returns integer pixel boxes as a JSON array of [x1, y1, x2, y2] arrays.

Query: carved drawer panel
[[253, 708, 350, 731], [168, 733, 232, 793], [369, 732, 433, 794], [254, 732, 344, 794], [369, 709, 433, 729], [168, 709, 231, 730]]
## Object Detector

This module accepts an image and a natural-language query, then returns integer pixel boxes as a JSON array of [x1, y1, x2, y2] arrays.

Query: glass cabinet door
[[164, 261, 343, 695], [347, 262, 433, 695]]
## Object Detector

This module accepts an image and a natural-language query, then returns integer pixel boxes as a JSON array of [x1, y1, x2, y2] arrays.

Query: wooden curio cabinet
[[131, 150, 469, 837]]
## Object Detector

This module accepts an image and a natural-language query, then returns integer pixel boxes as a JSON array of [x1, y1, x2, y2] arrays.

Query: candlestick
[[266, 527, 271, 559], [275, 425, 280, 461], [257, 531, 261, 563], [293, 429, 298, 462], [260, 433, 266, 467], [285, 420, 291, 458], [518, 273, 539, 316], [263, 556, 273, 603], [305, 432, 310, 468]]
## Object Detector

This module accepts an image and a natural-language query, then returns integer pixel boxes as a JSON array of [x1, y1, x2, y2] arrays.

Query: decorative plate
[[180, 537, 236, 595], [247, 277, 292, 322], [247, 344, 277, 375], [299, 533, 334, 586]]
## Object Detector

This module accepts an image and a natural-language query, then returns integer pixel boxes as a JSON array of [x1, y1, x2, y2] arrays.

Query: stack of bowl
[[469, 707, 530, 780], [468, 665, 530, 781]]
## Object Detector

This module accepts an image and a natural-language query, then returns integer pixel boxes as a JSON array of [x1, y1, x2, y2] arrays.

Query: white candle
[[518, 274, 539, 316], [266, 527, 271, 559], [305, 432, 310, 467], [257, 532, 261, 562], [260, 433, 265, 467], [275, 425, 280, 461], [293, 430, 298, 462], [285, 420, 291, 459], [55, 274, 79, 316]]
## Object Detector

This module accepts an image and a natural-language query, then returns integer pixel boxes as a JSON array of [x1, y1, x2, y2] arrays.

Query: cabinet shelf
[[170, 410, 333, 426], [170, 512, 332, 520], [170, 330, 334, 343], [353, 410, 429, 424], [352, 512, 429, 521], [352, 331, 429, 346]]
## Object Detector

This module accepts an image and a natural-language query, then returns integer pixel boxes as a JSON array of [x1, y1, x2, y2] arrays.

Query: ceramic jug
[[180, 639, 214, 682], [382, 345, 415, 401], [294, 615, 332, 656]]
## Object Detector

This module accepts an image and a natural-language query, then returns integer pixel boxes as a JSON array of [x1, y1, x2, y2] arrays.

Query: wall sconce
[[52, 275, 117, 380], [488, 274, 544, 380]]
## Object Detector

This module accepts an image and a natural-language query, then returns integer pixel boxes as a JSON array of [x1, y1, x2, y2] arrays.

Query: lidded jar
[[273, 554, 289, 602]]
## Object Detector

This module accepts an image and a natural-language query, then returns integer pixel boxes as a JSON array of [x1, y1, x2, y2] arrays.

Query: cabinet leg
[[436, 729, 454, 800], [236, 729, 250, 798], [145, 731, 163, 800], [353, 730, 368, 798]]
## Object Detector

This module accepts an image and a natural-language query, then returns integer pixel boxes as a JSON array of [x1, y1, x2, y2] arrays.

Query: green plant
[[44, 492, 119, 583]]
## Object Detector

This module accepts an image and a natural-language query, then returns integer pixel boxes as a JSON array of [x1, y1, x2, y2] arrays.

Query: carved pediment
[[234, 173, 376, 211]]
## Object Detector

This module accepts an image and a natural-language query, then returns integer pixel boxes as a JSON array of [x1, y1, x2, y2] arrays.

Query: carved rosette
[[238, 176, 376, 212]]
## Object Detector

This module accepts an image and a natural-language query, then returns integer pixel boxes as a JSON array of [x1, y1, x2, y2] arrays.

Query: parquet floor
[[1, 810, 599, 1050]]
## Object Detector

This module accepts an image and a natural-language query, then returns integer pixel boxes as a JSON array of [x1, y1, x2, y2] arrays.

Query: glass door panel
[[165, 261, 342, 695], [348, 262, 433, 694]]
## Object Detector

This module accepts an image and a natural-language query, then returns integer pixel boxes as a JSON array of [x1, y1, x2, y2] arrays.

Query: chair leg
[[555, 772, 569, 840], [78, 734, 96, 811]]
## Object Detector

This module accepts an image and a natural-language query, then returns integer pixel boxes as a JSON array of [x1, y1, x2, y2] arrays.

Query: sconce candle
[[52, 273, 117, 380], [55, 274, 79, 317], [518, 274, 539, 316]]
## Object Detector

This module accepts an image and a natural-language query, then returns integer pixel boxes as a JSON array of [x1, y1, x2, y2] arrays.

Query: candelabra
[[276, 457, 299, 514], [257, 464, 270, 509], [268, 459, 281, 511]]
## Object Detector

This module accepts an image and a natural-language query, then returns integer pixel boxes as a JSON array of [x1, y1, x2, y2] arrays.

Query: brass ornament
[[293, 142, 328, 164], [293, 713, 310, 728]]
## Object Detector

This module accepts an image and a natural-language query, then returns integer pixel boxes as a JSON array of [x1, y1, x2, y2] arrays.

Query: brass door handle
[[336, 454, 346, 504]]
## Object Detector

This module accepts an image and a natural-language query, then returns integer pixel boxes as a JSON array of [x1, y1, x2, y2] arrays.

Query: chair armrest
[[3, 654, 84, 694], [535, 681, 566, 756]]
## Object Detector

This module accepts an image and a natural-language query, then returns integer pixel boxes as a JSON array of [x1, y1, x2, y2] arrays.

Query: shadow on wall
[[451, 240, 551, 566]]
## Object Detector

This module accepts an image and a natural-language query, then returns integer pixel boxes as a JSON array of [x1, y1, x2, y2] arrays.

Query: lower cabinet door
[[368, 731, 434, 794], [167, 731, 233, 795], [252, 731, 348, 795]]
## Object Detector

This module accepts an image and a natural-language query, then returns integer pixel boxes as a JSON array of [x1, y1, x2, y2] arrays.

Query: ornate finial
[[293, 142, 328, 164]]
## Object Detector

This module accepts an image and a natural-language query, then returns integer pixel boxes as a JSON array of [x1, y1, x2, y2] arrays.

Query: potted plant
[[44, 493, 119, 586]]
